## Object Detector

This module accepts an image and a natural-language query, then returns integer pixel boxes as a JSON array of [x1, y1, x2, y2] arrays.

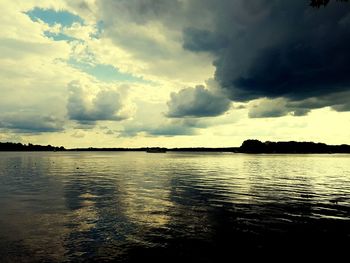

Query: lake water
[[0, 152, 349, 262]]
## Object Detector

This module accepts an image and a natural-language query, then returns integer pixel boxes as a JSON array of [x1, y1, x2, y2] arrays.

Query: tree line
[[0, 142, 65, 151]]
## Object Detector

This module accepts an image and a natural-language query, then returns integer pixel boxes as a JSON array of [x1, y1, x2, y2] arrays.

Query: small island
[[1, 140, 350, 154]]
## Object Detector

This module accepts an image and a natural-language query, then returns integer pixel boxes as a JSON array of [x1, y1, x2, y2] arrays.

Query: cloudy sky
[[1, 0, 350, 148]]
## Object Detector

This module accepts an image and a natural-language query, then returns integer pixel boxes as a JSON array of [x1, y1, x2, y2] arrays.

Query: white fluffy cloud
[[67, 82, 129, 125]]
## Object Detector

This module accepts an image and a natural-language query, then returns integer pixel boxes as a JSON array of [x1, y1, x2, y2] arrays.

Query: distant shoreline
[[1, 140, 350, 154]]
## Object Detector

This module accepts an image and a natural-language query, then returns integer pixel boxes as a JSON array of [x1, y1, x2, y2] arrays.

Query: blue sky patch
[[90, 20, 104, 39], [69, 59, 148, 83], [44, 31, 79, 42], [26, 8, 84, 27]]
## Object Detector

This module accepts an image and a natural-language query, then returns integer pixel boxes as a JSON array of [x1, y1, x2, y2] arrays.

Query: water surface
[[0, 152, 349, 261]]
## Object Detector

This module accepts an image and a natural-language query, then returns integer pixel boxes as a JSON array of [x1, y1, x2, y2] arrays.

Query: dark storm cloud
[[332, 104, 350, 111], [248, 90, 350, 118], [288, 91, 350, 112], [248, 97, 312, 118], [182, 28, 228, 52], [67, 82, 126, 125], [0, 113, 64, 133], [167, 86, 231, 118], [95, 0, 350, 118], [248, 99, 290, 118], [182, 0, 350, 112], [97, 0, 182, 25]]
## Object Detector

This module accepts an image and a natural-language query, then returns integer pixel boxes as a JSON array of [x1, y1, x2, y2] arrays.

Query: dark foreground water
[[0, 152, 349, 262]]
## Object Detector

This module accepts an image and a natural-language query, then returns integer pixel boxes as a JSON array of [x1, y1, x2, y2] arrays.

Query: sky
[[0, 0, 350, 148]]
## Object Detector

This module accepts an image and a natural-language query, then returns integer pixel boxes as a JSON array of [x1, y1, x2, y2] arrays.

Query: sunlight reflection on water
[[0, 152, 349, 262]]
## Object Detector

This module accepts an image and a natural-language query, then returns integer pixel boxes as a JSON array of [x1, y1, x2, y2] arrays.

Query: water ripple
[[0, 152, 349, 261]]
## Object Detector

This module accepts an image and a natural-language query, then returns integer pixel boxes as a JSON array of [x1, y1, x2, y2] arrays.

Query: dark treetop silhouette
[[310, 0, 348, 8], [0, 142, 65, 151], [239, 140, 350, 154]]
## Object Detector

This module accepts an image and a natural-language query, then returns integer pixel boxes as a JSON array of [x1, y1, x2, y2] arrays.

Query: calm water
[[0, 152, 349, 262]]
